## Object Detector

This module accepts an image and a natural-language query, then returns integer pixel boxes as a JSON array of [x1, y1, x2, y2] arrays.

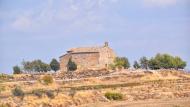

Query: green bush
[[45, 90, 55, 99], [108, 64, 116, 70], [67, 58, 77, 71], [32, 89, 44, 98], [105, 92, 123, 100], [133, 61, 140, 69], [42, 75, 53, 85], [140, 56, 149, 70], [114, 57, 130, 69], [13, 65, 22, 74], [109, 57, 130, 70], [12, 87, 24, 97], [50, 58, 60, 72]]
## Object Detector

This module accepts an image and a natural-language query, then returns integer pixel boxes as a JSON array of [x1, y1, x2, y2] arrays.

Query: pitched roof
[[60, 42, 113, 58], [68, 46, 102, 53]]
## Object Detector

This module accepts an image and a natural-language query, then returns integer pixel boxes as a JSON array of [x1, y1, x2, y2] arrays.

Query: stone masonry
[[59, 42, 116, 72]]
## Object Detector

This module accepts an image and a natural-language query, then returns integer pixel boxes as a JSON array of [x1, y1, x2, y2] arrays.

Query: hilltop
[[0, 69, 190, 107]]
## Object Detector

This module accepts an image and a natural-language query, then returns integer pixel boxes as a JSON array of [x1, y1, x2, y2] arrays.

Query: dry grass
[[0, 70, 190, 107]]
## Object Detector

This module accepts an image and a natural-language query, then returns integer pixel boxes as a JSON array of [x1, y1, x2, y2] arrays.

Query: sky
[[0, 0, 190, 74]]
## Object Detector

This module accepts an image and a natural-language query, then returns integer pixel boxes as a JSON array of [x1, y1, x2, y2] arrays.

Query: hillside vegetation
[[0, 69, 190, 107]]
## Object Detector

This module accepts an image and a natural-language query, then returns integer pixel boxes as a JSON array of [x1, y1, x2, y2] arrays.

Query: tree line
[[134, 53, 186, 70], [13, 58, 60, 74], [13, 53, 187, 74], [110, 53, 186, 70]]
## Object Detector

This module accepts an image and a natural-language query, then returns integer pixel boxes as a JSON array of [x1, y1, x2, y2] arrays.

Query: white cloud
[[12, 16, 32, 30], [9, 0, 117, 32], [11, 0, 54, 31], [143, 0, 177, 7]]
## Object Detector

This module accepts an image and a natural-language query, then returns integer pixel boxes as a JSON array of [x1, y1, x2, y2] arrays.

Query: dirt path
[[81, 98, 190, 107]]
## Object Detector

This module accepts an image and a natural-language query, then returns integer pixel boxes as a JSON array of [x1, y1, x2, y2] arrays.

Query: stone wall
[[60, 52, 100, 72], [59, 43, 116, 72], [98, 47, 116, 68], [72, 52, 100, 70], [60, 54, 71, 71]]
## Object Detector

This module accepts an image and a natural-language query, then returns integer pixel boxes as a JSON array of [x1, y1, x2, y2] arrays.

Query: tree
[[41, 63, 51, 72], [13, 66, 22, 74], [139, 56, 149, 70], [22, 60, 50, 72], [114, 57, 130, 69], [50, 59, 60, 72], [173, 56, 186, 70], [148, 58, 160, 70], [22, 60, 33, 73], [147, 53, 187, 70], [155, 54, 173, 69], [133, 61, 140, 69], [67, 58, 77, 71]]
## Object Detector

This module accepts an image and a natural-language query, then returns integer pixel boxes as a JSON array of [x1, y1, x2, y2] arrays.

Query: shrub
[[0, 86, 5, 94], [108, 64, 116, 70], [32, 89, 44, 98], [0, 103, 11, 107], [140, 56, 149, 70], [42, 75, 53, 85], [50, 58, 60, 72], [67, 58, 77, 71], [68, 89, 76, 98], [13, 66, 22, 74], [133, 61, 140, 69], [45, 90, 55, 99], [173, 56, 186, 70], [12, 87, 24, 97], [114, 57, 130, 69], [105, 92, 123, 100], [0, 74, 13, 82]]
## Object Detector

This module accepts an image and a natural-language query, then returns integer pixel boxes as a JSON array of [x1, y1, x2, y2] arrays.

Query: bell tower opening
[[104, 42, 109, 47]]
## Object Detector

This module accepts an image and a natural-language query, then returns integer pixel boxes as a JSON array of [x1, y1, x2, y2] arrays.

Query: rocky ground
[[0, 69, 190, 107]]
